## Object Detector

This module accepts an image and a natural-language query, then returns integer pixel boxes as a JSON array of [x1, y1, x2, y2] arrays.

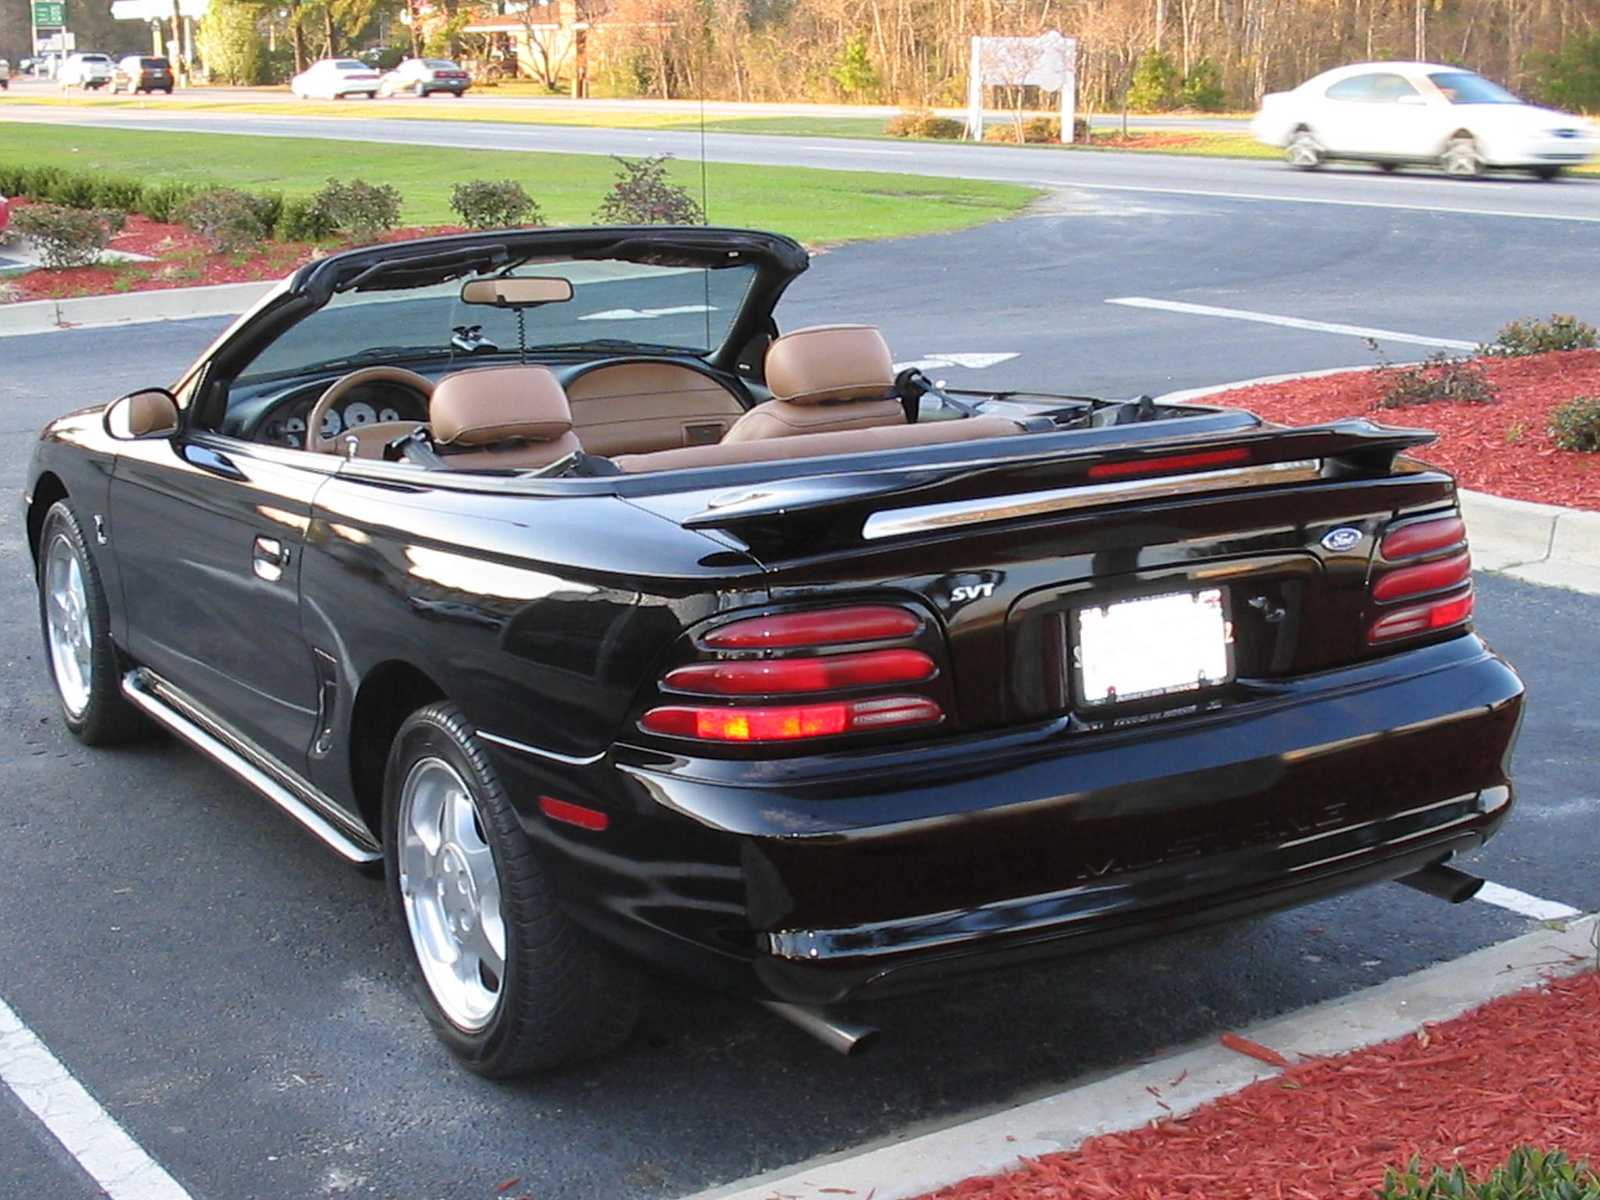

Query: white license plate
[[1074, 588, 1233, 707]]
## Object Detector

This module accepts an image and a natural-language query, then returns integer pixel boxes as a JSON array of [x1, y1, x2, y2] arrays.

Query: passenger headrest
[[430, 366, 573, 446], [764, 325, 895, 405]]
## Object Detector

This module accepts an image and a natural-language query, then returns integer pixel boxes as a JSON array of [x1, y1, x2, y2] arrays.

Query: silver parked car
[[1253, 61, 1600, 179], [58, 51, 114, 89], [377, 57, 472, 97]]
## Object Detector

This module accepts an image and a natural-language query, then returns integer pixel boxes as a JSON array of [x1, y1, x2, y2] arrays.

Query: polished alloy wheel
[[43, 533, 94, 719], [1285, 130, 1325, 169], [1441, 136, 1486, 177], [397, 755, 507, 1031]]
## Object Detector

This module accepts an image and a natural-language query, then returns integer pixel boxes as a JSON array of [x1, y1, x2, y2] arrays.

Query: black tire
[[1440, 134, 1487, 178], [36, 501, 148, 745], [1532, 166, 1563, 181], [383, 701, 640, 1077]]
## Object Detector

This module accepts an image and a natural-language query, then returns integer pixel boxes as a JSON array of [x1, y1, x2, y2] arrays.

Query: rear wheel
[[37, 501, 147, 745], [1285, 128, 1325, 169], [1441, 135, 1487, 177], [384, 701, 640, 1077], [1531, 165, 1563, 181]]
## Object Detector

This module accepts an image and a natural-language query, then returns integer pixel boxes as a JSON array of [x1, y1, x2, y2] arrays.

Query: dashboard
[[248, 380, 432, 449]]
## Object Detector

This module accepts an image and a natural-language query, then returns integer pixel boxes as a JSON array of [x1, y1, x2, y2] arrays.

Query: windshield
[[236, 257, 758, 385], [1430, 72, 1520, 104]]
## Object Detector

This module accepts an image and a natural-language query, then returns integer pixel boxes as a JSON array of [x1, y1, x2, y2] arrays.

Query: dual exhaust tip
[[760, 861, 1485, 1056]]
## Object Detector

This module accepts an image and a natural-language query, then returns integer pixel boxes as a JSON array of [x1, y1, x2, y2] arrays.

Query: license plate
[[1074, 588, 1233, 707]]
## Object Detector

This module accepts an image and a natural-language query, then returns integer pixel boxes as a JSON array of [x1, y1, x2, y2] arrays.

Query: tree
[[1533, 30, 1600, 114], [1180, 55, 1224, 111], [197, 0, 269, 84], [1126, 46, 1179, 112], [830, 32, 880, 101]]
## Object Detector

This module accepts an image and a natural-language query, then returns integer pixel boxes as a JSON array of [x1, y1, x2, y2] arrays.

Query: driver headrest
[[764, 325, 895, 405], [430, 366, 573, 446]]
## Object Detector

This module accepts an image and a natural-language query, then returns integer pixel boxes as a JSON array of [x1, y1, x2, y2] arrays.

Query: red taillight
[[643, 603, 943, 744], [1368, 587, 1475, 642], [1367, 513, 1473, 645], [664, 649, 935, 695], [641, 696, 941, 741], [1380, 516, 1465, 559], [1086, 447, 1252, 481], [1371, 551, 1472, 602], [703, 606, 920, 649]]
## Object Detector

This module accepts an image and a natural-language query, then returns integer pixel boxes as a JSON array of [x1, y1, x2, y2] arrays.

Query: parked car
[[110, 54, 174, 94], [1253, 61, 1600, 179], [0, 58, 10, 89], [58, 51, 113, 89], [27, 224, 1525, 1077], [0, 193, 9, 233], [377, 57, 471, 97], [289, 57, 381, 99]]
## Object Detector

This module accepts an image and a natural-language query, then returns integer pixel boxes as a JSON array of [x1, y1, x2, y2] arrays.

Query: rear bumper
[[508, 634, 1523, 1005]]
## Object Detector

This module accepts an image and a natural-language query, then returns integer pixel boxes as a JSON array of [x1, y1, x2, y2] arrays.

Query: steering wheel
[[306, 366, 436, 457]]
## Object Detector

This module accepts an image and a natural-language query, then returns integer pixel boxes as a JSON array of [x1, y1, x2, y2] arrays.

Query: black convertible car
[[28, 226, 1524, 1076]]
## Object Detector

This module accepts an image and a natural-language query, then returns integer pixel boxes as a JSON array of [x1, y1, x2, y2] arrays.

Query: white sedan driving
[[289, 57, 382, 100], [1253, 61, 1600, 179]]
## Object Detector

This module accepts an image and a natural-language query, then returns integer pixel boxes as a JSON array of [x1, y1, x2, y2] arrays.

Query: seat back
[[565, 362, 746, 455], [721, 325, 905, 443], [429, 365, 581, 469]]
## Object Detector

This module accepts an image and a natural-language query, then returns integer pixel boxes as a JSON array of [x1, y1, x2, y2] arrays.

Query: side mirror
[[460, 276, 575, 308], [104, 389, 180, 440]]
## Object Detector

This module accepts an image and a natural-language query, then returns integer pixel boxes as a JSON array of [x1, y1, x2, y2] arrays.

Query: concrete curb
[[0, 281, 275, 338], [682, 914, 1598, 1200]]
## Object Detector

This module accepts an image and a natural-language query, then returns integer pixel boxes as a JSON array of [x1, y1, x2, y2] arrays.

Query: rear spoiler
[[677, 418, 1436, 541]]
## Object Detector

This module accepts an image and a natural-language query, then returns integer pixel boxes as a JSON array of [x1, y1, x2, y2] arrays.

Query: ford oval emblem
[[1321, 527, 1364, 553]]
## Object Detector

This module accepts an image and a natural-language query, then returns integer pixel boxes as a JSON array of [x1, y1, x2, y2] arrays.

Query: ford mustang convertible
[[27, 226, 1524, 1076]]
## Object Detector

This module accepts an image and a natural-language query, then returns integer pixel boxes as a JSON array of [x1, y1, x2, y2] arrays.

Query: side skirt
[[121, 669, 382, 865]]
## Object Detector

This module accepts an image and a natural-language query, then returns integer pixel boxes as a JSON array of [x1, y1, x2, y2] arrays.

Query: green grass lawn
[[0, 124, 1039, 243]]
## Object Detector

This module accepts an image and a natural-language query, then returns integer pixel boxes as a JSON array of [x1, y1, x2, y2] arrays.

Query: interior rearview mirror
[[460, 277, 575, 307], [104, 389, 180, 440]]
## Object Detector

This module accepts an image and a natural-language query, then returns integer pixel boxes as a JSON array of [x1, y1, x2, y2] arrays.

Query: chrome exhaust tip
[[759, 1000, 880, 1056], [1397, 862, 1485, 904]]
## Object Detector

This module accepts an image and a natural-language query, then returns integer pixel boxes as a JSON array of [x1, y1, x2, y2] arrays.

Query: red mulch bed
[[5, 207, 467, 300], [1204, 352, 1600, 512], [920, 967, 1600, 1200]]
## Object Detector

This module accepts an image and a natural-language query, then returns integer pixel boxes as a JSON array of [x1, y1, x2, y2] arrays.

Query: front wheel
[[37, 501, 148, 745], [1441, 135, 1487, 178], [1285, 128, 1325, 169], [384, 701, 640, 1077]]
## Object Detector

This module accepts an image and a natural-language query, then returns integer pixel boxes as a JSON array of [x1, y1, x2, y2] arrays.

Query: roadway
[[0, 109, 1597, 1200]]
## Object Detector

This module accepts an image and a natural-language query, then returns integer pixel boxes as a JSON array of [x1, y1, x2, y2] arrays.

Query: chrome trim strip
[[477, 729, 608, 767], [860, 460, 1323, 541], [121, 671, 381, 864]]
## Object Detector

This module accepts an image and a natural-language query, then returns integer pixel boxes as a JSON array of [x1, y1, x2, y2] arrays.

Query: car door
[[107, 426, 336, 775]]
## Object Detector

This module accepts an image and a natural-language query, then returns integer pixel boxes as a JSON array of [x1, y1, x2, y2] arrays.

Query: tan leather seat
[[612, 416, 1023, 473], [564, 362, 745, 455], [429, 365, 582, 470], [721, 325, 905, 443]]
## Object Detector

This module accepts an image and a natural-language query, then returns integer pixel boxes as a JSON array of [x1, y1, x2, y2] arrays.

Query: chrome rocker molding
[[121, 669, 382, 865]]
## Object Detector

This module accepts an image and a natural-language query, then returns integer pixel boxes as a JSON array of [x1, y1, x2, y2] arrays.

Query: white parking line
[[0, 994, 194, 1200], [1106, 296, 1478, 350], [1473, 881, 1583, 921]]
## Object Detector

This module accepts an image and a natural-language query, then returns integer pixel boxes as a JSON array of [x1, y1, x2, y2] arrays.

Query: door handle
[[253, 535, 289, 582]]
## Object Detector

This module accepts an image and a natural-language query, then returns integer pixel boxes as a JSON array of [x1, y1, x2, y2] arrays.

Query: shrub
[[1375, 352, 1496, 408], [176, 187, 279, 253], [46, 173, 103, 209], [141, 181, 203, 224], [1483, 313, 1598, 356], [982, 116, 1089, 143], [308, 177, 403, 242], [450, 179, 542, 230], [593, 155, 704, 226], [1180, 56, 1227, 111], [10, 204, 125, 268], [1378, 1147, 1600, 1200], [94, 177, 146, 213], [884, 108, 965, 139], [1549, 395, 1600, 451], [275, 196, 338, 242], [1127, 47, 1180, 112]]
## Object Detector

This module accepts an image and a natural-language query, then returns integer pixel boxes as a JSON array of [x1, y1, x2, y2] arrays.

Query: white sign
[[965, 31, 1078, 143]]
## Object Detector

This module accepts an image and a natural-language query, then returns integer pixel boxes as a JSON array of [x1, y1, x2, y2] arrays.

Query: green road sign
[[33, 2, 66, 26]]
